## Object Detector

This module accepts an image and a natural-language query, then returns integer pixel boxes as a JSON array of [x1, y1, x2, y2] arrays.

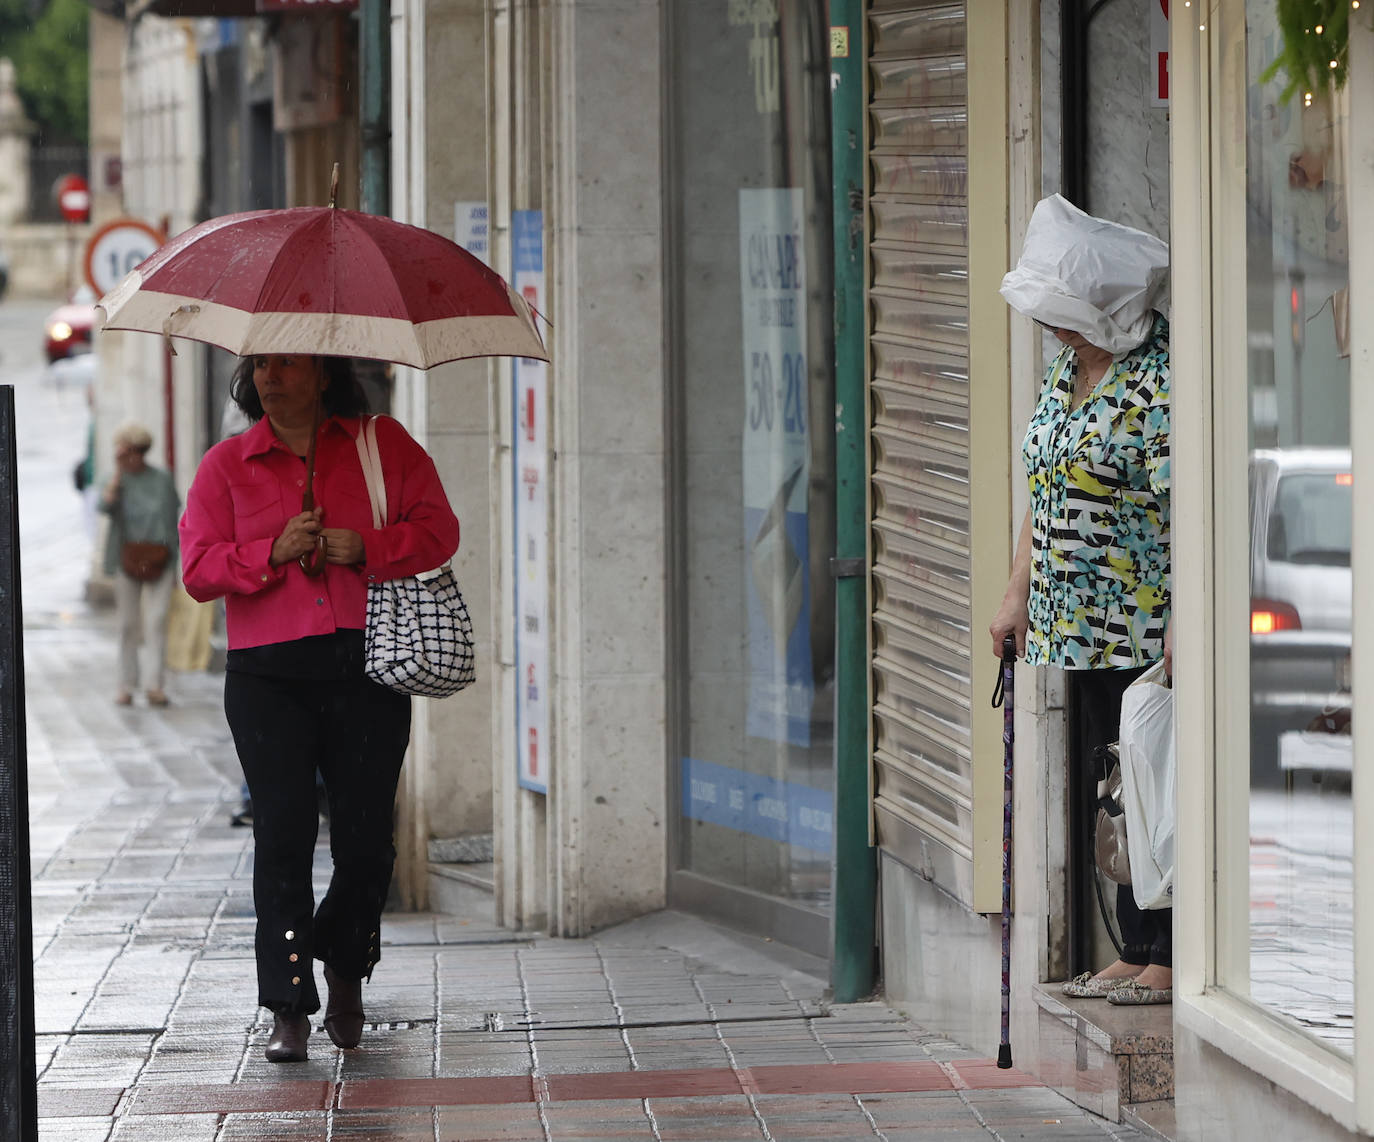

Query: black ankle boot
[[323, 965, 365, 1049], [265, 1012, 310, 1062]]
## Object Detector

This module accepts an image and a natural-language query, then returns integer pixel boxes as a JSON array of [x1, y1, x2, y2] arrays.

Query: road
[[4, 296, 96, 624]]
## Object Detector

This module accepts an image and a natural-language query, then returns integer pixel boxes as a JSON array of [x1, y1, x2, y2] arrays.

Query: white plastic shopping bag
[[1117, 660, 1175, 910], [999, 194, 1169, 355]]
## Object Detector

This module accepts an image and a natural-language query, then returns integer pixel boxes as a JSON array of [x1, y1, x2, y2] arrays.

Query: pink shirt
[[180, 414, 460, 650]]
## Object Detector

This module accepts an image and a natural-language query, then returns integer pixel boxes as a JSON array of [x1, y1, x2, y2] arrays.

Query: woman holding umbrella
[[990, 195, 1174, 1007], [180, 353, 459, 1061]]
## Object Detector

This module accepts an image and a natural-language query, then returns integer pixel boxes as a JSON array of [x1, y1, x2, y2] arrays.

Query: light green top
[[99, 465, 180, 578]]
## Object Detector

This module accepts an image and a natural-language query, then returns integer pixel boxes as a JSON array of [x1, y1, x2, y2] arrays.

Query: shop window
[[667, 0, 836, 921], [1240, 0, 1352, 1055]]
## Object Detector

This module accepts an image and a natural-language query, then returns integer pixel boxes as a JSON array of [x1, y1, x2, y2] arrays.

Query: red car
[[45, 286, 97, 362]]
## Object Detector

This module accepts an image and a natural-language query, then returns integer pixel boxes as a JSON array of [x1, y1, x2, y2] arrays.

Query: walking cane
[[991, 634, 1017, 1069]]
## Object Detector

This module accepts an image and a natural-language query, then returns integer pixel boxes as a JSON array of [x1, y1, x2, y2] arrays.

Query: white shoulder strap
[[355, 415, 388, 528]]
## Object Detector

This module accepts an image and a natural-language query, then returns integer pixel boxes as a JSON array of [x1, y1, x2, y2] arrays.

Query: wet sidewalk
[[26, 616, 1151, 1141], [17, 377, 1148, 1140]]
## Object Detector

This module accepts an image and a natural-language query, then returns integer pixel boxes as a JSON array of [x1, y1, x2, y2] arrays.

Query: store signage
[[512, 210, 548, 795], [83, 218, 163, 296], [1151, 0, 1169, 106], [739, 188, 814, 748], [681, 757, 834, 854], [454, 201, 489, 265], [257, 0, 357, 11]]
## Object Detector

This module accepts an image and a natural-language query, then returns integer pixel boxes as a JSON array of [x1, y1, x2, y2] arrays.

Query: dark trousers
[[225, 669, 412, 1014], [1071, 666, 1172, 969]]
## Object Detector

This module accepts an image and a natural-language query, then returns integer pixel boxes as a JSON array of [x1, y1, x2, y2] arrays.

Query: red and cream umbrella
[[96, 191, 546, 576], [95, 205, 546, 369]]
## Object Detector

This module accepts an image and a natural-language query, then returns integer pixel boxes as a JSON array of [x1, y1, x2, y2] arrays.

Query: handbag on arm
[[120, 540, 171, 582], [355, 416, 476, 698]]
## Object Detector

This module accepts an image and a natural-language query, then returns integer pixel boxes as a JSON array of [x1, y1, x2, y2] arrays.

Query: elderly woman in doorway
[[101, 421, 180, 708], [990, 195, 1174, 1007], [180, 354, 459, 1062]]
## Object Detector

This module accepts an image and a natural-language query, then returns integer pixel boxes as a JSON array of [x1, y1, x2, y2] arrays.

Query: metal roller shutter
[[866, 0, 976, 903]]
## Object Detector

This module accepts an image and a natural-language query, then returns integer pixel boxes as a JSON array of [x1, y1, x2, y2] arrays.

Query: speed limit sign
[[83, 218, 163, 296]]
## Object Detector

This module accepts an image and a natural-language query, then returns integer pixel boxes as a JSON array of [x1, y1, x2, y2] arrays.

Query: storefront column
[[1346, 13, 1374, 1133]]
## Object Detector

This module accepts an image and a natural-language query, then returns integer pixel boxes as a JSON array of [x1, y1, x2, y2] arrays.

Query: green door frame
[[828, 0, 877, 1004]]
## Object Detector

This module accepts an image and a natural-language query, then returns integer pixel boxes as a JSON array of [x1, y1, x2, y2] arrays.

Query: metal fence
[[28, 145, 89, 223]]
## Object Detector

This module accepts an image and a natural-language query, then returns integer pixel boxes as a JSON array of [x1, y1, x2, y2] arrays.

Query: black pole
[[0, 386, 36, 1140], [1060, 0, 1088, 207]]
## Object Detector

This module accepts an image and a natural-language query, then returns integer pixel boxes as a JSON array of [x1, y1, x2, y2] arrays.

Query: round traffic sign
[[84, 218, 163, 297], [54, 173, 90, 223]]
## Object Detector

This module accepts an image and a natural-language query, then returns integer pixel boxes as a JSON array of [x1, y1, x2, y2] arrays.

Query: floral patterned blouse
[[1022, 312, 1170, 669]]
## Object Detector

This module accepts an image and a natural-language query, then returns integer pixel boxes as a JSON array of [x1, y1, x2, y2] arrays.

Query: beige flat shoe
[[114, 691, 133, 707], [146, 690, 169, 707], [1106, 979, 1172, 1005], [1061, 970, 1140, 998]]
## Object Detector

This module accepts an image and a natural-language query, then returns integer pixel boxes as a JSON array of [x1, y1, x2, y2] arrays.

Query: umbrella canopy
[[96, 206, 547, 369]]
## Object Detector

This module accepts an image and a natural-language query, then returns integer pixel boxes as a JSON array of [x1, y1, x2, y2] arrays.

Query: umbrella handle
[[297, 394, 327, 577], [299, 535, 327, 577]]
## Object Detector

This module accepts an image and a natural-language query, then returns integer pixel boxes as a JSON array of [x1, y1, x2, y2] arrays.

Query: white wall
[[100, 19, 204, 493]]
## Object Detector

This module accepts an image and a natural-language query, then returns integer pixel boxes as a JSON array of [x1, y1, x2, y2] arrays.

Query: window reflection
[[1246, 0, 1353, 1054]]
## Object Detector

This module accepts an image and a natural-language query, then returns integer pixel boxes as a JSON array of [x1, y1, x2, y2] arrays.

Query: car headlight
[[48, 321, 73, 342]]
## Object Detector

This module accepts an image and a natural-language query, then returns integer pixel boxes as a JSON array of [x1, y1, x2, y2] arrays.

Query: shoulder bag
[[355, 416, 476, 698]]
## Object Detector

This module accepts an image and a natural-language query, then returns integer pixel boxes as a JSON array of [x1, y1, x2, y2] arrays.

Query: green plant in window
[[1260, 0, 1349, 102]]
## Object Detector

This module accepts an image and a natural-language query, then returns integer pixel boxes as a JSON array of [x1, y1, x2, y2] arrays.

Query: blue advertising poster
[[739, 188, 813, 747], [512, 210, 548, 795], [681, 757, 834, 855]]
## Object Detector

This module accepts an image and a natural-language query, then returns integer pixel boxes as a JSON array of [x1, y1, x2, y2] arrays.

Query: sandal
[[146, 690, 170, 707]]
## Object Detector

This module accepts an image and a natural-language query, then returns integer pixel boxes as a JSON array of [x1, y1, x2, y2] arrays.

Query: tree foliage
[[0, 0, 88, 143], [1259, 0, 1349, 104]]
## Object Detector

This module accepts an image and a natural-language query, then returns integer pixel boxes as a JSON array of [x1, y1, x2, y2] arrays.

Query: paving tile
[[109, 1114, 222, 1141]]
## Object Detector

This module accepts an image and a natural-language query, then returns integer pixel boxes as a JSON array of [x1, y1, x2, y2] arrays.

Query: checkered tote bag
[[356, 416, 475, 698]]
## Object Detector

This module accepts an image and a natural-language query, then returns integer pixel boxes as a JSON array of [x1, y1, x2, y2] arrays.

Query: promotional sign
[[739, 188, 813, 747], [83, 218, 163, 296], [1151, 0, 1169, 107], [681, 757, 834, 855], [454, 202, 490, 265], [512, 210, 549, 795], [258, 0, 357, 11]]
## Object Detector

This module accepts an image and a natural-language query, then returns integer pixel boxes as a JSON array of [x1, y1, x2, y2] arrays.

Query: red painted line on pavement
[[338, 1075, 535, 1110], [949, 1059, 1040, 1089], [748, 1061, 953, 1095], [40, 1057, 1042, 1118], [544, 1067, 745, 1102], [937, 1060, 970, 1089]]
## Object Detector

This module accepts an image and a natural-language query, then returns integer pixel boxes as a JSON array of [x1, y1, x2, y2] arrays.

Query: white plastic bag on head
[[1117, 659, 1174, 910], [1000, 194, 1169, 356]]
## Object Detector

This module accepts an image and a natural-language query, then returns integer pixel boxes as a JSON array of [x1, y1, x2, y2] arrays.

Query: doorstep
[[1032, 983, 1174, 1127], [428, 859, 495, 914]]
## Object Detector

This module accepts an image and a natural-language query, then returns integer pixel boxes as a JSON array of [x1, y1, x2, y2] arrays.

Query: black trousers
[[225, 669, 412, 1014], [1071, 666, 1173, 969]]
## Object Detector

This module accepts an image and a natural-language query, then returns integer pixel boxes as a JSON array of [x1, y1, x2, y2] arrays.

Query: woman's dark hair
[[229, 355, 372, 422]]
